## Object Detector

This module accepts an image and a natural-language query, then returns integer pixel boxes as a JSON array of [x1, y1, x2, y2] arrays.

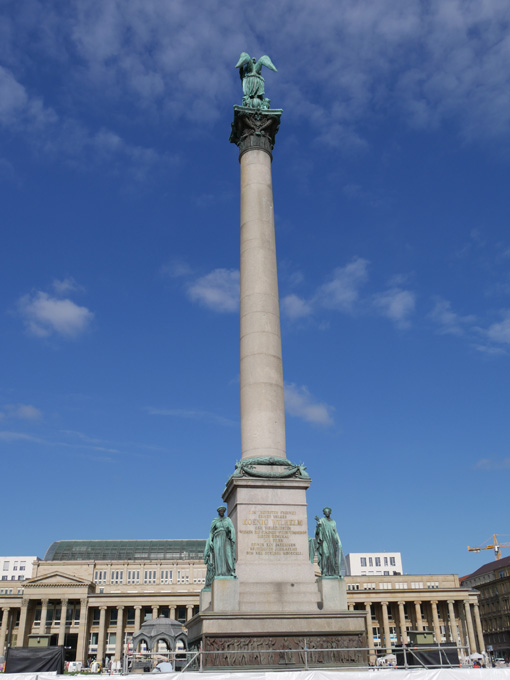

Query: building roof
[[44, 540, 206, 562], [461, 555, 510, 583]]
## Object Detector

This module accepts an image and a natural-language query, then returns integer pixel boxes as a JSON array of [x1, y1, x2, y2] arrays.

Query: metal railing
[[124, 642, 471, 673]]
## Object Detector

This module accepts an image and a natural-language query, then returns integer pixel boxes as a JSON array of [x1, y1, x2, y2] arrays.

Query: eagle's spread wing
[[256, 55, 277, 73], [235, 52, 251, 69]]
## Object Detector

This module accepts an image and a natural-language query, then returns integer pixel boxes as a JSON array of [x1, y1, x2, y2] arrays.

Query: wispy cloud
[[429, 298, 476, 336], [18, 289, 94, 339], [0, 404, 42, 421], [475, 458, 510, 471], [146, 407, 237, 428], [373, 287, 416, 329], [284, 383, 334, 427], [187, 268, 239, 313], [160, 260, 193, 279], [281, 294, 313, 321], [52, 277, 85, 296], [317, 258, 369, 312]]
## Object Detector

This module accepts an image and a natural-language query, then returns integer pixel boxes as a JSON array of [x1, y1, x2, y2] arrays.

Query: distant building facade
[[0, 540, 485, 664], [462, 555, 510, 659], [345, 552, 403, 576], [0, 557, 38, 595]]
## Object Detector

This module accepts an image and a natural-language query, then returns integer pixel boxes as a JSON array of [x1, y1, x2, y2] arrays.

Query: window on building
[[107, 632, 116, 647], [426, 581, 439, 589], [390, 557, 396, 566], [144, 570, 157, 584], [111, 570, 124, 584], [34, 608, 41, 624], [395, 582, 408, 589], [368, 557, 373, 567], [94, 570, 107, 585], [92, 609, 101, 625], [126, 608, 135, 625], [360, 558, 367, 567], [379, 582, 392, 590], [161, 570, 173, 584], [384, 557, 388, 566], [20, 562, 26, 571], [1, 576, 7, 581], [110, 609, 118, 625], [177, 570, 189, 584], [18, 576, 24, 581], [411, 582, 424, 589], [127, 570, 140, 584], [3, 562, 9, 571], [193, 571, 205, 584], [89, 632, 99, 646], [13, 562, 18, 571], [375, 557, 381, 567], [363, 583, 376, 590]]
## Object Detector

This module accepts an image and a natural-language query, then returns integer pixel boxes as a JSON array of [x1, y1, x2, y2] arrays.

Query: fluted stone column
[[239, 147, 285, 460], [96, 606, 107, 663], [381, 602, 392, 653], [40, 598, 49, 634], [115, 606, 124, 661], [16, 600, 29, 647], [134, 605, 142, 632], [398, 601, 408, 644], [170, 606, 176, 620], [431, 601, 441, 642], [414, 601, 424, 631], [76, 598, 89, 663], [0, 608, 10, 654], [448, 600, 459, 645], [365, 602, 376, 664], [464, 601, 477, 654], [58, 598, 68, 646], [348, 603, 355, 611], [473, 603, 485, 653], [186, 605, 194, 621], [152, 605, 158, 620]]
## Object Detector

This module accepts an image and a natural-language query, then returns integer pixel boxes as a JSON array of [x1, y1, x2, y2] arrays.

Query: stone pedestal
[[187, 610, 367, 669], [319, 577, 347, 611]]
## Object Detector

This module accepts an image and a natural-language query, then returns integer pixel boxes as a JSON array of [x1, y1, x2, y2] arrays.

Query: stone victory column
[[187, 55, 366, 668]]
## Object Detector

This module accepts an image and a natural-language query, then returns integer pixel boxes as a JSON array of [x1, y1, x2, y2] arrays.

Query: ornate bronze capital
[[230, 106, 282, 161]]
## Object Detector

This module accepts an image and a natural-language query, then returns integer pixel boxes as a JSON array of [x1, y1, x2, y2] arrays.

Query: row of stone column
[[0, 601, 196, 662], [349, 599, 485, 660]]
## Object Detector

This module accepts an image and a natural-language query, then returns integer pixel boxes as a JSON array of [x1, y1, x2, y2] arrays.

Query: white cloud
[[317, 257, 369, 312], [428, 298, 476, 335], [0, 404, 42, 420], [373, 287, 416, 328], [475, 458, 510, 471], [284, 383, 334, 427], [160, 259, 193, 279], [52, 277, 84, 295], [281, 294, 313, 321], [187, 268, 239, 313], [485, 312, 510, 345], [18, 290, 94, 338]]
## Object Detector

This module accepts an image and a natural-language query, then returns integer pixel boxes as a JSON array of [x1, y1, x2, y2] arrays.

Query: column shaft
[[448, 600, 459, 646], [365, 602, 376, 664], [431, 601, 441, 642], [240, 149, 286, 460], [381, 602, 392, 653], [414, 601, 424, 631], [40, 598, 49, 634], [152, 606, 158, 620], [16, 600, 29, 647], [57, 599, 68, 646], [186, 605, 194, 621], [0, 608, 10, 655], [75, 599, 89, 663], [115, 606, 124, 661], [96, 607, 107, 663], [134, 606, 142, 633], [473, 603, 485, 653], [398, 602, 408, 644], [464, 601, 477, 654]]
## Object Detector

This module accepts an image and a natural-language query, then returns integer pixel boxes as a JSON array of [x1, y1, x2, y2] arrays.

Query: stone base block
[[211, 578, 239, 612], [200, 588, 211, 612], [187, 610, 367, 670], [318, 577, 347, 611]]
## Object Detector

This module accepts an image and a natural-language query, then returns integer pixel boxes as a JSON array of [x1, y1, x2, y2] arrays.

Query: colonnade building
[[0, 540, 485, 664]]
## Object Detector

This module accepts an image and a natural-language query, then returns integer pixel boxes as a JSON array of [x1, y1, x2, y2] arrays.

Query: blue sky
[[1, 0, 510, 578]]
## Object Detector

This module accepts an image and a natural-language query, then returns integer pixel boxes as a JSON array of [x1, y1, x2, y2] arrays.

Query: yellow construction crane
[[468, 534, 510, 560]]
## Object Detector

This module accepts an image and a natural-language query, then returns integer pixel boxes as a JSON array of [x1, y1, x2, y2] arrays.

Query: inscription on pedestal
[[239, 509, 308, 559]]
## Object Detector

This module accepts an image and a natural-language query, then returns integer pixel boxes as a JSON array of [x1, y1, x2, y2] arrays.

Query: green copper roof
[[44, 540, 206, 562]]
